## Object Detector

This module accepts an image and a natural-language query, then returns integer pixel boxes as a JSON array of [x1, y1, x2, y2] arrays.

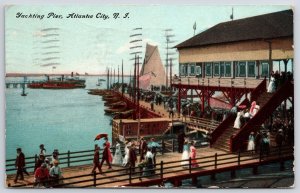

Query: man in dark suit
[[99, 143, 112, 170], [129, 143, 137, 172], [91, 146, 102, 173], [14, 148, 29, 183], [177, 131, 186, 153], [139, 137, 147, 162]]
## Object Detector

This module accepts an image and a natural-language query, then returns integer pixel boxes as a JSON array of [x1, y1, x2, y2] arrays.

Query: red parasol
[[94, 133, 108, 141], [238, 105, 247, 109]]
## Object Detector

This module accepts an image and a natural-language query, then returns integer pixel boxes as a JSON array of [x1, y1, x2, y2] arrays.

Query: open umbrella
[[238, 105, 247, 110], [94, 133, 108, 141], [147, 141, 161, 149]]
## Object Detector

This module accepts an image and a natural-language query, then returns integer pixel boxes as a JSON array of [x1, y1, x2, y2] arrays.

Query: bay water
[[5, 76, 121, 160]]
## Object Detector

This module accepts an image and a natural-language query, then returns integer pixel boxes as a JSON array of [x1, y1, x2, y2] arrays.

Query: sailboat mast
[[122, 60, 124, 96], [107, 68, 110, 90]]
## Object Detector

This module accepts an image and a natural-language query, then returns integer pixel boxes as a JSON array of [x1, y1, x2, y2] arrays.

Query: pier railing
[[6, 143, 165, 173], [173, 77, 262, 89], [7, 145, 293, 188]]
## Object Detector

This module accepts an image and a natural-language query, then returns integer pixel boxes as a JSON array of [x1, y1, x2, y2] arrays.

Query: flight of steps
[[212, 91, 274, 152], [212, 124, 239, 152], [256, 92, 274, 107]]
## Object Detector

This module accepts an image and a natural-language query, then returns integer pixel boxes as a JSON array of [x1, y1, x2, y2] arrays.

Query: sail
[[139, 43, 166, 90]]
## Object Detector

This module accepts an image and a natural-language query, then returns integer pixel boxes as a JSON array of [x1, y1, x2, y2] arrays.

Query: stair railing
[[250, 77, 267, 102]]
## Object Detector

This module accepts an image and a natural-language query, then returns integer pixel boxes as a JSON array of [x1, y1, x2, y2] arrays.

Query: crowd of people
[[14, 144, 63, 187], [92, 136, 161, 179], [233, 101, 260, 129]]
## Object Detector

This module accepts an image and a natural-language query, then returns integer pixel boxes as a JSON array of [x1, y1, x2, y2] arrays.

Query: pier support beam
[[252, 165, 258, 175], [192, 177, 198, 186], [173, 179, 182, 187], [280, 161, 285, 171], [230, 170, 236, 179], [210, 173, 216, 181]]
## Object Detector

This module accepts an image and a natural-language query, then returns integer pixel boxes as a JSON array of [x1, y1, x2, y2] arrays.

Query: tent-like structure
[[139, 43, 166, 90]]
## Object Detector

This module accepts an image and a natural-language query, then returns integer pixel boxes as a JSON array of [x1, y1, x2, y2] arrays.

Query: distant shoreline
[[5, 73, 131, 77]]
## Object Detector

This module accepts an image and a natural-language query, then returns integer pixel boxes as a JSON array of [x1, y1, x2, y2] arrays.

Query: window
[[187, 64, 191, 75], [225, 62, 231, 77], [247, 61, 255, 77], [206, 63, 212, 76], [190, 63, 195, 76], [214, 63, 220, 76], [180, 64, 185, 76], [237, 62, 246, 77], [196, 65, 201, 76], [220, 62, 225, 77], [196, 63, 202, 77], [261, 62, 269, 77]]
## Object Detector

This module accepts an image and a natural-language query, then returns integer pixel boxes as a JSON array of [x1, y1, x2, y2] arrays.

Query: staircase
[[211, 123, 237, 152], [209, 79, 267, 152], [256, 92, 273, 107], [210, 97, 250, 152], [231, 80, 294, 152], [207, 79, 293, 152]]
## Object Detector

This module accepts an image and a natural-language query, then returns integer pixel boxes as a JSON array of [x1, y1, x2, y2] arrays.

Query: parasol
[[94, 133, 108, 141], [238, 105, 247, 110], [118, 135, 125, 143], [147, 141, 161, 148]]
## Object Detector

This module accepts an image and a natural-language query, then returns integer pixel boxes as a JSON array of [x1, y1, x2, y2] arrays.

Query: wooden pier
[[6, 145, 293, 188]]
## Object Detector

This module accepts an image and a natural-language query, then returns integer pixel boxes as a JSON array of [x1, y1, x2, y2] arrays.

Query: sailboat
[[96, 78, 106, 86], [96, 78, 102, 86]]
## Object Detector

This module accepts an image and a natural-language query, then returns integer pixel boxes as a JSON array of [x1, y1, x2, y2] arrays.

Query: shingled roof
[[176, 9, 293, 49]]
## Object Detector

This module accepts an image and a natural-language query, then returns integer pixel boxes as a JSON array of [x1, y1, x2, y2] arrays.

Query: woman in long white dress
[[181, 141, 189, 168], [112, 142, 123, 165], [122, 142, 131, 167], [247, 132, 255, 154], [233, 111, 243, 129], [267, 76, 276, 93]]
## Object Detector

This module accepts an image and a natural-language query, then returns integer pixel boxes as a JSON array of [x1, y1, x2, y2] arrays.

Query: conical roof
[[139, 43, 166, 90]]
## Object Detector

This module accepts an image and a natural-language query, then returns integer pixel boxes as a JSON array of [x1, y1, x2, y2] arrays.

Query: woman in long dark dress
[[143, 148, 154, 177]]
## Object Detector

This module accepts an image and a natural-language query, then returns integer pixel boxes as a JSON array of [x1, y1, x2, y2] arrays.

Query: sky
[[5, 5, 291, 75]]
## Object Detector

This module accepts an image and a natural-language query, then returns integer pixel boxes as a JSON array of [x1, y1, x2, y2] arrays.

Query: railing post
[[214, 153, 217, 169], [160, 161, 163, 179], [238, 151, 241, 166], [67, 150, 70, 167], [189, 157, 192, 174], [172, 139, 175, 152], [259, 146, 262, 162], [161, 139, 164, 155], [93, 171, 96, 187], [34, 154, 38, 165], [129, 166, 132, 184]]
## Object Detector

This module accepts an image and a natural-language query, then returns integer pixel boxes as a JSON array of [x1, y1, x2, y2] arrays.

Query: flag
[[139, 73, 151, 90], [94, 133, 108, 141], [193, 22, 196, 31]]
